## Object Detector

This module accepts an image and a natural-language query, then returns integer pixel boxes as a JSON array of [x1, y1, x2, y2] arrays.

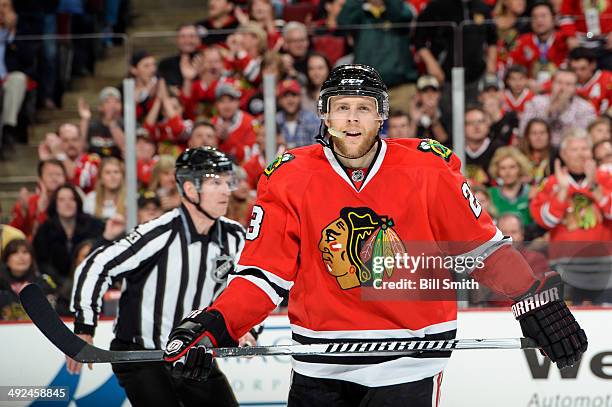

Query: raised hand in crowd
[[16, 187, 31, 218], [548, 86, 573, 118], [554, 158, 571, 201], [180, 53, 203, 98], [234, 5, 250, 26], [37, 133, 63, 161], [78, 97, 92, 121]]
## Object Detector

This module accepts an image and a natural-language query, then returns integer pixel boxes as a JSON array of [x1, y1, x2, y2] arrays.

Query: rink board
[[0, 309, 610, 407]]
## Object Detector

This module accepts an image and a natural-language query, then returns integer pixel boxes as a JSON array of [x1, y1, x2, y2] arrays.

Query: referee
[[66, 147, 248, 407]]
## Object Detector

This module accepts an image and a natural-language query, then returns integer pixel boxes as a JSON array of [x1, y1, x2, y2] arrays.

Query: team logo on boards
[[318, 207, 406, 290]]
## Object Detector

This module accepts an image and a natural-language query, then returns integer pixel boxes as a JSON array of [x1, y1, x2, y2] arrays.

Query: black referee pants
[[288, 371, 443, 407], [110, 338, 238, 407]]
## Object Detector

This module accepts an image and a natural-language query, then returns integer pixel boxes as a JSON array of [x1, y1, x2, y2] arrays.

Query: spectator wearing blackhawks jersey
[[508, 1, 569, 84], [163, 65, 587, 405], [520, 68, 596, 146], [503, 65, 535, 115], [211, 82, 257, 164], [68, 148, 250, 407], [530, 128, 612, 304], [567, 47, 612, 115], [143, 79, 193, 157], [9, 160, 67, 238], [559, 0, 612, 69], [38, 124, 100, 194], [181, 46, 228, 120]]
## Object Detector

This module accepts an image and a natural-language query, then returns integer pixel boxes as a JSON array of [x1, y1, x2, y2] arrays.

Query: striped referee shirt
[[70, 204, 246, 349]]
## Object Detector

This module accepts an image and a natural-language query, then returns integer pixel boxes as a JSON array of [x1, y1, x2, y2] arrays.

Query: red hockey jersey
[[508, 33, 569, 78], [210, 139, 538, 386], [503, 89, 536, 114], [560, 0, 612, 38], [576, 69, 612, 114]]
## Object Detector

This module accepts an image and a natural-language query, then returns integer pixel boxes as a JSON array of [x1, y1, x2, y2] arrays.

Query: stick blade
[[19, 283, 86, 358]]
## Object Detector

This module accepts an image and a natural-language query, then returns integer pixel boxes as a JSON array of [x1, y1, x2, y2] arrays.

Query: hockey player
[[163, 65, 587, 406]]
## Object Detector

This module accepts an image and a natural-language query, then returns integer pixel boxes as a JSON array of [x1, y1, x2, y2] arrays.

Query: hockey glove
[[163, 309, 236, 381], [512, 273, 588, 369]]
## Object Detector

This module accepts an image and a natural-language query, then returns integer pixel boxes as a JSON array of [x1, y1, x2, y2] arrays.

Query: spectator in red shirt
[[503, 64, 535, 115], [559, 0, 612, 69], [235, 0, 281, 50], [508, 1, 569, 84], [129, 50, 159, 122], [38, 124, 101, 194], [211, 82, 257, 163], [9, 159, 67, 237], [225, 22, 267, 86], [242, 123, 286, 190], [568, 47, 612, 115], [143, 79, 193, 157], [136, 130, 158, 189], [181, 46, 228, 119], [188, 121, 219, 149], [493, 0, 529, 72]]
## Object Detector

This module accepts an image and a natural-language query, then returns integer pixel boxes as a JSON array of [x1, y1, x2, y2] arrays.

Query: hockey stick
[[20, 284, 539, 364]]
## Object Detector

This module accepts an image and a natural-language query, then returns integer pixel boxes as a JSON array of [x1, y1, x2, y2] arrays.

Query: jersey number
[[461, 182, 482, 218], [246, 205, 265, 240]]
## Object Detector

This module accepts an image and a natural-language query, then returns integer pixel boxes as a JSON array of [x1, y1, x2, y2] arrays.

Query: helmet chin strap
[[185, 192, 218, 221], [316, 121, 383, 162]]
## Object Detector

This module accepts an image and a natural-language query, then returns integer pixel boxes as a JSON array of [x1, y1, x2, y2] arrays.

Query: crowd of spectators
[[1, 0, 612, 319], [0, 0, 131, 152]]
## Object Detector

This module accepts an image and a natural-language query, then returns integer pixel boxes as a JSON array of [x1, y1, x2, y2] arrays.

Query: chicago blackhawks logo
[[264, 153, 294, 178], [318, 207, 407, 290], [417, 139, 452, 161]]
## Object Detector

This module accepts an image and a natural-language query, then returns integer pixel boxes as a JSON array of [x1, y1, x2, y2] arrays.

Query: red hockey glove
[[163, 309, 236, 381], [512, 273, 588, 369]]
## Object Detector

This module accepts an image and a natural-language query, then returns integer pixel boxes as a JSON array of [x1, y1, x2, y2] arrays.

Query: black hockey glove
[[512, 273, 588, 369], [163, 309, 237, 381]]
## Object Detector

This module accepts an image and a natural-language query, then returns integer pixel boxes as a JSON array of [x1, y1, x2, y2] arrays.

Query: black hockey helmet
[[317, 64, 389, 120], [175, 147, 236, 194]]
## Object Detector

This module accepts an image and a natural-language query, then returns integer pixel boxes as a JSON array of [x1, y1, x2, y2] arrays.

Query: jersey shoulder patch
[[417, 138, 453, 162], [264, 152, 295, 178]]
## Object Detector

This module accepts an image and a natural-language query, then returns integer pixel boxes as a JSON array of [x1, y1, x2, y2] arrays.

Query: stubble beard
[[332, 132, 378, 159]]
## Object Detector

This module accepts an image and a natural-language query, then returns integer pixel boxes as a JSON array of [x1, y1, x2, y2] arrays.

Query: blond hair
[[149, 155, 176, 192], [94, 157, 126, 218], [488, 146, 533, 180]]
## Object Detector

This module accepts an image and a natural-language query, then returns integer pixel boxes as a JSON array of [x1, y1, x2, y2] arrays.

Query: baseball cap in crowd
[[131, 50, 153, 67], [138, 191, 161, 209], [277, 79, 301, 97], [99, 86, 121, 103], [478, 74, 502, 92], [215, 82, 242, 99], [416, 75, 440, 92]]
